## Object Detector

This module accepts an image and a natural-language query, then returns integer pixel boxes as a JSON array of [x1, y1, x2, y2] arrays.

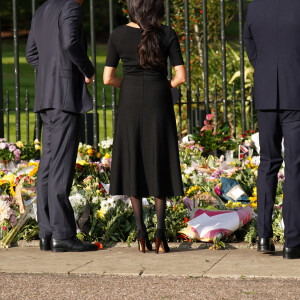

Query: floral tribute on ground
[[0, 115, 285, 248]]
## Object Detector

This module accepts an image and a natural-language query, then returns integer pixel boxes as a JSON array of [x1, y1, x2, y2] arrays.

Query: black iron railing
[[0, 0, 255, 145]]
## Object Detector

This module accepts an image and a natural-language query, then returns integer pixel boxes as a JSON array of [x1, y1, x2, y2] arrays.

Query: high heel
[[137, 230, 152, 253], [138, 237, 146, 253], [155, 228, 170, 254]]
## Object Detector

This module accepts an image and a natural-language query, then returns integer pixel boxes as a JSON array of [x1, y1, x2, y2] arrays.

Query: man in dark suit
[[26, 0, 97, 252], [244, 0, 300, 259]]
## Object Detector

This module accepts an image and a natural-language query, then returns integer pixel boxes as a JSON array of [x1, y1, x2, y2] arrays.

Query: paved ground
[[0, 243, 300, 299]]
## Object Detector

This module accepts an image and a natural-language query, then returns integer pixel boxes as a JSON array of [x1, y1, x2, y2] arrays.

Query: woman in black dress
[[103, 0, 186, 254]]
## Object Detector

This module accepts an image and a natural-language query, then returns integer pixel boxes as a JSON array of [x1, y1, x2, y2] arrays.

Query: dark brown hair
[[127, 0, 165, 69]]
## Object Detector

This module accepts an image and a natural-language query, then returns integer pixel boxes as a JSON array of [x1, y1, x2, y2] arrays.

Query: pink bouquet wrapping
[[180, 207, 253, 242]]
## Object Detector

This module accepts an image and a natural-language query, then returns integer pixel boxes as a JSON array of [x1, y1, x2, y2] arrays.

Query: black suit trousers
[[37, 109, 80, 240], [257, 110, 300, 248]]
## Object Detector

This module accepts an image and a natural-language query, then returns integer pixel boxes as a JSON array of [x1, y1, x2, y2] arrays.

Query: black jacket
[[26, 0, 95, 113], [244, 0, 300, 110]]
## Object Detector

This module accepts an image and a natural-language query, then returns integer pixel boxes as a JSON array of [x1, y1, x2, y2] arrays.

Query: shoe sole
[[283, 254, 300, 259], [257, 246, 275, 253], [51, 248, 98, 253]]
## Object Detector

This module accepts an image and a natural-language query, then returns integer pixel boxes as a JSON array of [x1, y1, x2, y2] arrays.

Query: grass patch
[[3, 109, 113, 143]]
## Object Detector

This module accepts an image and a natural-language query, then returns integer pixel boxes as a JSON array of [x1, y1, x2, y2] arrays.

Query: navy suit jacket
[[26, 0, 95, 114], [244, 0, 300, 110]]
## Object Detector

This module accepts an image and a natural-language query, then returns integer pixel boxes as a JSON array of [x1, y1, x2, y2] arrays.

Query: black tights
[[130, 196, 166, 235]]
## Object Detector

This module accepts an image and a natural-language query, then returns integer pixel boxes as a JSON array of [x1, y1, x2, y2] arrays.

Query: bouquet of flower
[[99, 138, 113, 156], [0, 139, 22, 162], [78, 143, 100, 162], [0, 194, 20, 239]]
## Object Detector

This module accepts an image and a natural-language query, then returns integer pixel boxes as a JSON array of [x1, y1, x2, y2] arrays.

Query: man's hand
[[85, 75, 94, 86]]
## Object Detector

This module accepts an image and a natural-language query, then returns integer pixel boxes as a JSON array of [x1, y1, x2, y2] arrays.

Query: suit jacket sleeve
[[244, 5, 257, 68], [26, 17, 39, 69], [59, 1, 95, 79]]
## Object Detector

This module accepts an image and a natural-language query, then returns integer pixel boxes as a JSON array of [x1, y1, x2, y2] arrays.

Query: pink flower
[[204, 120, 209, 125], [214, 184, 221, 195], [14, 149, 21, 161], [9, 145, 16, 152], [206, 114, 214, 121], [201, 125, 209, 131]]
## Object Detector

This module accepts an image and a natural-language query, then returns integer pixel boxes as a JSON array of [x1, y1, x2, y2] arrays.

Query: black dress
[[106, 25, 184, 197]]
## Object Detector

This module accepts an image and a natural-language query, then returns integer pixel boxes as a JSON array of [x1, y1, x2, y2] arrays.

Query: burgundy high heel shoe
[[137, 230, 152, 253], [155, 228, 170, 254]]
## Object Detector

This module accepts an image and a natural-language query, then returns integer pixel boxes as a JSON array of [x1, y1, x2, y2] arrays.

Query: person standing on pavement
[[26, 0, 98, 252], [244, 0, 300, 259], [103, 0, 186, 254]]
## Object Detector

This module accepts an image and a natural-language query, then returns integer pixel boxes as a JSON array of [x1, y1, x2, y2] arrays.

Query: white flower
[[142, 198, 149, 206], [251, 156, 260, 167], [69, 193, 86, 220], [184, 166, 195, 175], [0, 143, 6, 150], [100, 138, 113, 149], [92, 197, 98, 203], [0, 199, 13, 222], [182, 134, 193, 143]]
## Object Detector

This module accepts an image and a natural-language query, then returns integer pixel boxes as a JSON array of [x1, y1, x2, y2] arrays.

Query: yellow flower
[[96, 190, 100, 194], [97, 209, 106, 219], [250, 202, 257, 208], [1, 174, 16, 197], [77, 160, 89, 165], [186, 185, 200, 197], [104, 153, 110, 159], [16, 141, 24, 148], [35, 144, 41, 151], [87, 149, 93, 156], [34, 139, 40, 145], [28, 161, 39, 177]]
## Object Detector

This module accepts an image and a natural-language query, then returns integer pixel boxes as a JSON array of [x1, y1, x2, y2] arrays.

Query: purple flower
[[211, 170, 224, 179], [9, 145, 16, 152], [182, 196, 198, 210], [10, 213, 16, 226]]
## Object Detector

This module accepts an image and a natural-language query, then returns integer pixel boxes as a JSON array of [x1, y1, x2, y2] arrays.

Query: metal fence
[[0, 0, 254, 146]]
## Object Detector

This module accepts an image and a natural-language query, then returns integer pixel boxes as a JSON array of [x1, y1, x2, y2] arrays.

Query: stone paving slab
[[205, 248, 300, 279], [71, 247, 227, 277], [0, 247, 101, 274]]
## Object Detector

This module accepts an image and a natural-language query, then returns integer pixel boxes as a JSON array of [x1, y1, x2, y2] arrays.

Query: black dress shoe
[[51, 237, 98, 253], [257, 238, 275, 253], [40, 238, 51, 251], [283, 247, 300, 259]]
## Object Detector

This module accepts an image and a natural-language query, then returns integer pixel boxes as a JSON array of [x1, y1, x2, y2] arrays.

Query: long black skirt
[[109, 76, 184, 197]]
